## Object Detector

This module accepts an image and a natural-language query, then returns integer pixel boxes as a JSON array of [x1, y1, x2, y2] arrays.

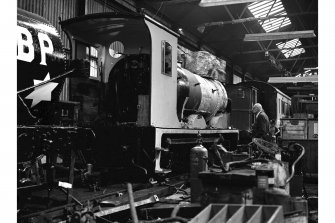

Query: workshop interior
[[16, 0, 318, 222]]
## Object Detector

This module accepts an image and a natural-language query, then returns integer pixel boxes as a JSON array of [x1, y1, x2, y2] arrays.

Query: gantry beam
[[166, 0, 199, 4], [244, 30, 316, 41], [197, 12, 317, 32], [244, 56, 317, 64], [199, 0, 268, 7], [232, 44, 317, 55], [268, 76, 318, 83], [143, 0, 198, 3]]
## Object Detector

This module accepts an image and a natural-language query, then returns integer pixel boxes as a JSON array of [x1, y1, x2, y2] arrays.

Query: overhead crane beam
[[244, 56, 316, 64], [199, 0, 268, 7], [243, 30, 316, 41], [197, 12, 317, 32], [287, 86, 318, 91], [143, 0, 199, 5], [232, 45, 317, 55]]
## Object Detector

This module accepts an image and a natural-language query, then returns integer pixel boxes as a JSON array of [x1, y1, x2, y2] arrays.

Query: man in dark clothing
[[251, 103, 271, 140]]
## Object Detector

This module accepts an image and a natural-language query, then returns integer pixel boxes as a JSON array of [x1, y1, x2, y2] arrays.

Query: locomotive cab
[[61, 14, 153, 126]]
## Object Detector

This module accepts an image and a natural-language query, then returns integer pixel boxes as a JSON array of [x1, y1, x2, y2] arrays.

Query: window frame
[[86, 46, 100, 80], [74, 40, 100, 81], [161, 40, 172, 77]]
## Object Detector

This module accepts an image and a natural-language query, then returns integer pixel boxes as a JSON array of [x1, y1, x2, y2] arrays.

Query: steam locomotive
[[17, 8, 239, 186]]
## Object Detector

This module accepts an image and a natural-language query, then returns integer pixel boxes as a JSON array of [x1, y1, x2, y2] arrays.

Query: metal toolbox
[[281, 119, 307, 140], [189, 204, 284, 223]]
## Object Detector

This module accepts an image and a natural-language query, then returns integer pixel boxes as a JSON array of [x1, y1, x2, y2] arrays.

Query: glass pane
[[161, 41, 172, 76], [161, 41, 165, 74], [109, 41, 124, 58], [86, 47, 89, 56], [90, 60, 98, 78], [91, 47, 98, 57]]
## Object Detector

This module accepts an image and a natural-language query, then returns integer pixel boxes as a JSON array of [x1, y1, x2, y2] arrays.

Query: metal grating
[[276, 38, 305, 58], [248, 0, 291, 32]]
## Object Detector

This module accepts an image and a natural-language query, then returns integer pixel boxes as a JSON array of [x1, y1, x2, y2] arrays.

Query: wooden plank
[[244, 30, 316, 41], [284, 126, 305, 131], [199, 0, 267, 7]]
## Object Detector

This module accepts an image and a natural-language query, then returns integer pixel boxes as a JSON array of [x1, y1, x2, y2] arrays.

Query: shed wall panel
[[86, 0, 116, 14], [18, 0, 77, 49]]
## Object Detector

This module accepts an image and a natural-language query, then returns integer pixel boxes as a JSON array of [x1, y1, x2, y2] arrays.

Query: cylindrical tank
[[17, 8, 66, 124], [177, 67, 228, 121], [190, 134, 208, 202]]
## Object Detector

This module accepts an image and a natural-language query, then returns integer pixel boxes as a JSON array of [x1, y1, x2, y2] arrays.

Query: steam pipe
[[285, 143, 305, 185]]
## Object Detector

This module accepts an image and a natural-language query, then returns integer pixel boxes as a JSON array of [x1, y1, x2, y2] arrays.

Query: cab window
[[161, 41, 172, 76], [86, 46, 99, 79]]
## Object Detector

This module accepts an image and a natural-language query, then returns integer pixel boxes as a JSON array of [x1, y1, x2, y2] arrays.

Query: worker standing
[[251, 103, 271, 141]]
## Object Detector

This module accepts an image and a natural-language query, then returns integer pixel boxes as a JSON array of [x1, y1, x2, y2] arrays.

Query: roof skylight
[[295, 67, 318, 77], [276, 39, 306, 58], [248, 0, 291, 32]]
